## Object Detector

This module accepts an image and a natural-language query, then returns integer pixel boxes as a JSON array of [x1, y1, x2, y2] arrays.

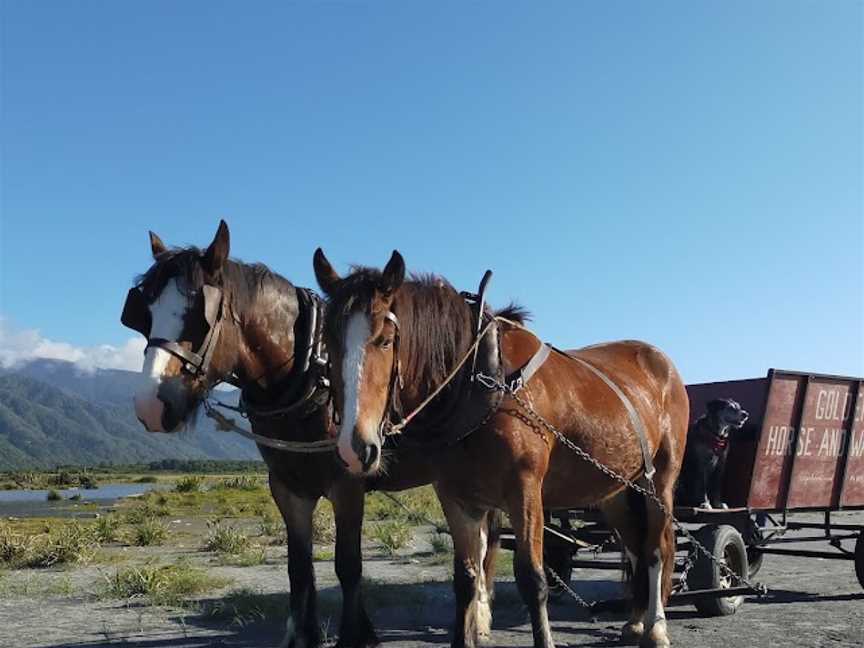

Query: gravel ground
[[1, 512, 861, 648]]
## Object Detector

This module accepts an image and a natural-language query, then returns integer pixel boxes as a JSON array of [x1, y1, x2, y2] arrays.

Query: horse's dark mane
[[325, 268, 530, 395], [135, 246, 295, 313]]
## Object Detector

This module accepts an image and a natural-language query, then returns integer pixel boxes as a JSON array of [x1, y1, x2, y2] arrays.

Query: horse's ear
[[203, 220, 230, 275], [313, 248, 341, 296], [149, 231, 167, 259], [379, 250, 405, 296]]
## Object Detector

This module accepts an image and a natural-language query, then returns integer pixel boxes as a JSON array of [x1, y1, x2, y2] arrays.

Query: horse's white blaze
[[338, 312, 371, 474], [133, 278, 187, 432]]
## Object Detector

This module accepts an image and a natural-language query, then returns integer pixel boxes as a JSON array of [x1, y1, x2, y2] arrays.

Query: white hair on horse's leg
[[645, 548, 669, 646], [476, 524, 492, 641]]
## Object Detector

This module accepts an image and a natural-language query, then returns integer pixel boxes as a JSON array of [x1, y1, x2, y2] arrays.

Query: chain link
[[478, 373, 767, 603]]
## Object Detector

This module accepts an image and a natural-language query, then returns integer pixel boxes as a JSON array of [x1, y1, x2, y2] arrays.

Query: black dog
[[677, 398, 749, 509]]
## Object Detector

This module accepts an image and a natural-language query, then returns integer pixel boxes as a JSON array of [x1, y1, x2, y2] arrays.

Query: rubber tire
[[686, 524, 748, 617], [746, 547, 764, 578], [544, 546, 573, 602], [855, 532, 864, 590]]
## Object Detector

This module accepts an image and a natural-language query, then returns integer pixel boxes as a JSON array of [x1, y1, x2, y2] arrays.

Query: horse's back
[[565, 339, 688, 419]]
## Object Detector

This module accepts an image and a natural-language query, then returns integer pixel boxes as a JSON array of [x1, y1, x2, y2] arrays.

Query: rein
[[382, 316, 499, 436]]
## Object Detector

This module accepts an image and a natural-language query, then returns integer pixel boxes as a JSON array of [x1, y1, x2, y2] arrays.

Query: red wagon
[[506, 368, 864, 615]]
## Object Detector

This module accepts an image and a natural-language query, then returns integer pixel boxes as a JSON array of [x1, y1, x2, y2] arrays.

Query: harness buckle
[[474, 372, 501, 391], [508, 376, 525, 393]]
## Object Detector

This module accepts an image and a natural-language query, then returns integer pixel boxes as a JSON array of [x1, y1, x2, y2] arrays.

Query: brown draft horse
[[122, 222, 499, 648], [314, 249, 690, 648]]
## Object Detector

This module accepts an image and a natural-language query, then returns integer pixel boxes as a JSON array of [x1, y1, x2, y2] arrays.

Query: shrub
[[0, 525, 36, 565], [430, 533, 452, 555], [204, 520, 251, 554], [124, 502, 169, 524], [24, 521, 100, 567], [257, 512, 281, 537], [212, 475, 262, 491], [103, 563, 229, 606], [135, 476, 158, 483], [217, 547, 266, 567], [369, 521, 413, 556], [94, 515, 122, 543], [131, 519, 168, 546], [312, 504, 336, 544], [46, 489, 62, 501], [174, 475, 205, 493]]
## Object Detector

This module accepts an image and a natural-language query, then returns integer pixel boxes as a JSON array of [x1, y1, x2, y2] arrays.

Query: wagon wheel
[[855, 531, 864, 590], [686, 524, 748, 616], [746, 546, 764, 578]]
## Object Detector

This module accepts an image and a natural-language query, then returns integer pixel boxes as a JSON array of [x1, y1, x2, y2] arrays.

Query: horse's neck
[[233, 281, 300, 397]]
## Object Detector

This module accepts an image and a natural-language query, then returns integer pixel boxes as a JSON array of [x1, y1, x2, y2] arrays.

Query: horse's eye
[[376, 337, 393, 350]]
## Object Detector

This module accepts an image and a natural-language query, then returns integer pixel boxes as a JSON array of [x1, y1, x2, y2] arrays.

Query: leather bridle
[[121, 283, 228, 380]]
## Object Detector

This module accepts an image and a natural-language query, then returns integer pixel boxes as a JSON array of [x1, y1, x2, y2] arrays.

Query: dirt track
[[1, 512, 862, 648]]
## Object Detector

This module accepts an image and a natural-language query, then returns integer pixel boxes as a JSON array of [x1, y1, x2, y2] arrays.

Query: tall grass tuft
[[94, 515, 122, 543], [131, 519, 169, 546], [102, 562, 229, 606], [204, 520, 251, 554], [174, 475, 205, 493], [369, 521, 413, 556]]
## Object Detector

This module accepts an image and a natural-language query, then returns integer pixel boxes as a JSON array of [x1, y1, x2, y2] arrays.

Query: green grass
[[312, 502, 336, 544], [93, 515, 122, 543], [0, 573, 75, 598], [101, 562, 230, 607], [130, 519, 169, 546], [215, 547, 266, 567], [204, 520, 252, 554], [257, 512, 281, 537], [211, 475, 263, 491], [368, 520, 413, 556], [124, 502, 170, 524], [174, 475, 206, 493], [0, 521, 101, 568], [365, 487, 445, 528], [430, 532, 452, 555]]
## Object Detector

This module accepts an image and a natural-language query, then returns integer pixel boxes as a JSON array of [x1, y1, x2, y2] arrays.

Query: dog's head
[[705, 398, 749, 437]]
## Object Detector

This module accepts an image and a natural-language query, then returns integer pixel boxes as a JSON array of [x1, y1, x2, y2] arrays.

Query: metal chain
[[545, 565, 595, 612], [479, 373, 767, 598]]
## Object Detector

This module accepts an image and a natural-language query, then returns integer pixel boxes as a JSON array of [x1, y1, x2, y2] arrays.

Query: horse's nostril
[[361, 444, 379, 472]]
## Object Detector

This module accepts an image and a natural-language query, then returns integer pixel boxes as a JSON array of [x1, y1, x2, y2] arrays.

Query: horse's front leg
[[507, 477, 555, 648], [331, 480, 378, 648], [437, 490, 493, 648], [270, 473, 321, 648]]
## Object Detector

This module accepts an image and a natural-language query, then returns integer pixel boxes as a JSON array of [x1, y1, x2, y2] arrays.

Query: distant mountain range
[[0, 359, 258, 470]]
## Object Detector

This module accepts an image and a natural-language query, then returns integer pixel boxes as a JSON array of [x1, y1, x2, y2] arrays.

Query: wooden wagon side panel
[[748, 373, 803, 509], [839, 382, 864, 508], [786, 377, 858, 508]]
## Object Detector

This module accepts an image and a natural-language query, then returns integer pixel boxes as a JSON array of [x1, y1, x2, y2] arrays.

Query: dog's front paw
[[699, 501, 713, 510]]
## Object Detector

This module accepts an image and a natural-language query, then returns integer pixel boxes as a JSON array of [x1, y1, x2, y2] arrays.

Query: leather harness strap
[[508, 343, 551, 391], [567, 355, 656, 481]]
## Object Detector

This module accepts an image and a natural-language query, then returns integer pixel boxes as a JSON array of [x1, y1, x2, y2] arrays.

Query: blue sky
[[1, 1, 861, 382]]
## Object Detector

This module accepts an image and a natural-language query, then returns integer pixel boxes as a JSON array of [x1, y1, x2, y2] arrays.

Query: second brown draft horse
[[314, 249, 689, 648]]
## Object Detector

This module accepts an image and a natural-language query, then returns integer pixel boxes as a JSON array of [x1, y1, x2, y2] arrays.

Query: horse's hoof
[[619, 621, 644, 645], [638, 624, 670, 648]]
